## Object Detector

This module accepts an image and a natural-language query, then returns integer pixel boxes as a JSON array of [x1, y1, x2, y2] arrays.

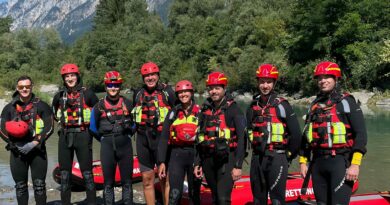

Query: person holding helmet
[[157, 80, 201, 205], [132, 62, 176, 205], [299, 61, 367, 205], [89, 71, 134, 205], [246, 64, 301, 205], [194, 72, 246, 205], [0, 76, 54, 205], [52, 64, 98, 205]]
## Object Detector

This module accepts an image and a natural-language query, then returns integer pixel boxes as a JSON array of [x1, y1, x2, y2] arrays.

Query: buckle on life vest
[[331, 149, 336, 156], [268, 144, 274, 151], [254, 116, 264, 123]]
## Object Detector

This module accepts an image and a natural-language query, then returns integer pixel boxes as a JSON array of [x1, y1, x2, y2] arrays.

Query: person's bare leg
[[160, 174, 170, 205], [142, 170, 156, 205]]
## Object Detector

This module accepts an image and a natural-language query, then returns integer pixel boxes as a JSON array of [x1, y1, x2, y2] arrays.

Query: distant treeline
[[0, 0, 389, 95]]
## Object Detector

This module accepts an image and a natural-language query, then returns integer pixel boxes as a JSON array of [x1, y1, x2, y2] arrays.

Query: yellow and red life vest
[[97, 97, 131, 135], [169, 104, 200, 146], [15, 98, 44, 137], [198, 100, 237, 148], [58, 89, 92, 128], [132, 86, 170, 131], [305, 94, 353, 149], [248, 97, 287, 150]]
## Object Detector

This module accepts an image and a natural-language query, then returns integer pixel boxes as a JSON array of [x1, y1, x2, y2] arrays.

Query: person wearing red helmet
[[89, 71, 134, 205], [194, 71, 246, 205], [157, 80, 202, 205], [52, 63, 99, 205], [299, 61, 367, 205], [246, 64, 301, 205], [132, 62, 176, 205], [0, 76, 54, 205]]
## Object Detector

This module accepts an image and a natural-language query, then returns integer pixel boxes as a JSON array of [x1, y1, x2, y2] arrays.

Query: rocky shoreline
[[0, 85, 389, 113]]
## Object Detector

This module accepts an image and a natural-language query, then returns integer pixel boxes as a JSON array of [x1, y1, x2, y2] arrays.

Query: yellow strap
[[299, 156, 308, 164], [351, 152, 363, 165]]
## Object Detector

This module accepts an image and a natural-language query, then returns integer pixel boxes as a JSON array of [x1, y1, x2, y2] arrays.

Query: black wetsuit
[[300, 92, 367, 205], [90, 96, 134, 205], [157, 103, 201, 205], [195, 96, 246, 205], [246, 93, 302, 205], [0, 93, 54, 205], [132, 84, 176, 172], [52, 85, 98, 205]]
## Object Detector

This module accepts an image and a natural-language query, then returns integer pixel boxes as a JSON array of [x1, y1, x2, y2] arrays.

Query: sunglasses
[[17, 85, 32, 90], [106, 83, 121, 88]]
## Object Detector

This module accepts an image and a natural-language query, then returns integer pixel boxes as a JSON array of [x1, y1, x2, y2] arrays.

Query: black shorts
[[136, 131, 159, 172]]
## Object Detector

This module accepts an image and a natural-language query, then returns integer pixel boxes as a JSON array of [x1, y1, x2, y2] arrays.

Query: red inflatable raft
[[287, 192, 390, 205], [52, 156, 145, 190], [155, 173, 359, 204]]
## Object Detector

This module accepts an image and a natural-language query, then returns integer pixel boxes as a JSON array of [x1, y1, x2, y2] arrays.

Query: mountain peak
[[0, 0, 171, 44]]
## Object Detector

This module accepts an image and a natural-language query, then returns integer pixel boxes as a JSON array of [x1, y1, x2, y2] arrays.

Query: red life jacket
[[169, 104, 200, 146], [305, 94, 353, 150], [132, 85, 171, 132], [15, 97, 44, 138], [58, 89, 92, 128], [97, 97, 131, 136], [198, 100, 237, 148], [249, 97, 288, 150]]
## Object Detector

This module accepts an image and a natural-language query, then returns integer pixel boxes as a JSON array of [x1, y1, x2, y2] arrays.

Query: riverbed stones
[[350, 90, 375, 105], [376, 98, 390, 107], [39, 84, 59, 94]]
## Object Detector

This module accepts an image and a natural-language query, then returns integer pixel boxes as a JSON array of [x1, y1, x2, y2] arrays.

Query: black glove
[[17, 142, 37, 154]]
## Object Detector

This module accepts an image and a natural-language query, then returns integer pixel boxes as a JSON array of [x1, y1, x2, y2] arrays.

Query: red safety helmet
[[140, 62, 160, 76], [314, 61, 341, 78], [60, 64, 80, 75], [5, 120, 29, 138], [175, 80, 194, 92], [104, 71, 123, 84], [256, 64, 279, 79], [206, 72, 228, 87]]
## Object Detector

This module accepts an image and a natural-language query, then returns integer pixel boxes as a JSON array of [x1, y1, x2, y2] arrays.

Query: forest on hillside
[[0, 0, 388, 95]]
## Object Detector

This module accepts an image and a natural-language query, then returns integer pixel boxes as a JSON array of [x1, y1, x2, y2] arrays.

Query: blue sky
[[0, 0, 6, 3]]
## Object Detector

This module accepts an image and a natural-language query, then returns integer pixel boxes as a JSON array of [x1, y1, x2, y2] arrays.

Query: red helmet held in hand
[[104, 71, 123, 84], [140, 62, 160, 76], [5, 120, 29, 138], [256, 64, 279, 79], [206, 72, 227, 87], [175, 80, 194, 92], [60, 64, 80, 75], [314, 61, 341, 78]]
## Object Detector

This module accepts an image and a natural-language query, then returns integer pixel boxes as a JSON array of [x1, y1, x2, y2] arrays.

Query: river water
[[0, 98, 389, 204]]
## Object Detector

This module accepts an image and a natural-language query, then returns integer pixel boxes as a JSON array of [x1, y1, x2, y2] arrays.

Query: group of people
[[0, 60, 367, 205]]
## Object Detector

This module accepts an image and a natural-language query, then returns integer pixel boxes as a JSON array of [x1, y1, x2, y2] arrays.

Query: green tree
[[0, 16, 12, 35]]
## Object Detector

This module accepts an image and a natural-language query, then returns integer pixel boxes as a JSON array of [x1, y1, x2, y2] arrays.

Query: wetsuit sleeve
[[246, 105, 253, 128], [194, 112, 205, 166], [89, 105, 102, 141], [84, 89, 99, 107], [279, 101, 302, 160], [0, 104, 12, 143], [51, 92, 61, 122], [36, 101, 54, 143], [157, 110, 175, 165], [123, 97, 135, 134], [299, 106, 312, 161], [230, 103, 246, 169], [165, 85, 177, 107], [344, 96, 367, 155], [132, 88, 141, 107]]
